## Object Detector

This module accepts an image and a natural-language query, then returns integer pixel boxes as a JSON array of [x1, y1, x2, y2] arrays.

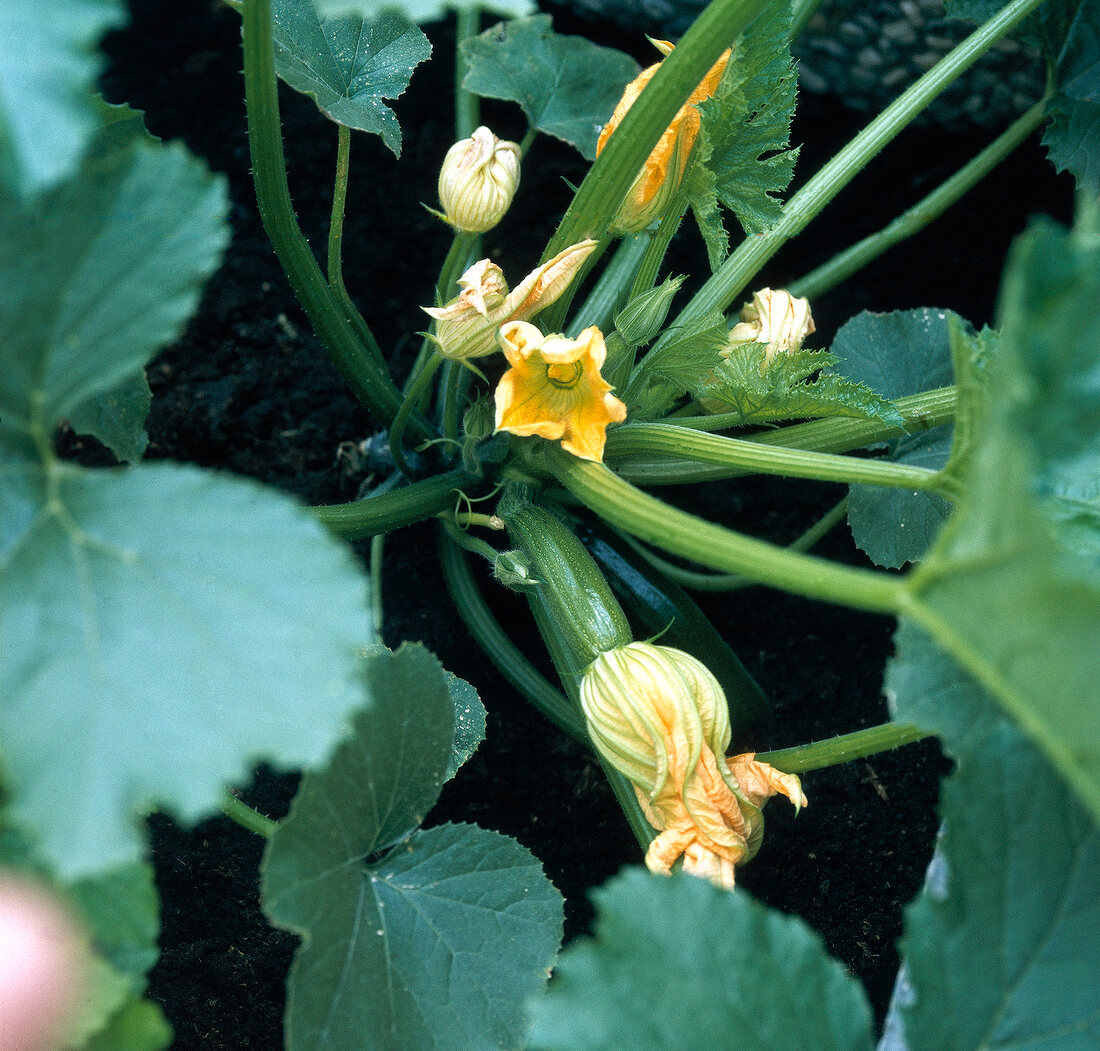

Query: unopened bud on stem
[[438, 126, 521, 233]]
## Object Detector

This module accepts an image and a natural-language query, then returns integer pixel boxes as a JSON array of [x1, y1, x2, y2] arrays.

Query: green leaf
[[460, 15, 641, 159], [0, 461, 374, 878], [84, 998, 173, 1051], [687, 0, 799, 268], [271, 0, 431, 155], [67, 371, 152, 465], [443, 669, 486, 783], [0, 127, 228, 450], [262, 645, 563, 1051], [526, 868, 873, 1051], [625, 310, 729, 419], [903, 210, 1100, 822], [1040, 1, 1100, 190], [832, 308, 961, 567], [693, 344, 905, 428], [314, 0, 535, 22], [0, 0, 126, 198], [892, 718, 1100, 1048]]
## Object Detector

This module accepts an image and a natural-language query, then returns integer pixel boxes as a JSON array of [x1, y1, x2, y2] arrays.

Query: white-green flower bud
[[438, 126, 521, 233]]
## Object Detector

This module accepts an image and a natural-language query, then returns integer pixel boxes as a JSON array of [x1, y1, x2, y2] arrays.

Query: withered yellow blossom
[[596, 40, 731, 234], [726, 287, 816, 367], [493, 321, 627, 463], [580, 642, 806, 889], [437, 126, 521, 233], [422, 240, 597, 360]]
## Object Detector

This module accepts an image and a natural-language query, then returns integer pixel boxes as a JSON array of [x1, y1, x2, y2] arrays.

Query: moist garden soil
[[90, 2, 1073, 1047]]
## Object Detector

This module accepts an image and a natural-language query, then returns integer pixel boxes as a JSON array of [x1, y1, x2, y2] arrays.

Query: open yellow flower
[[493, 321, 627, 463], [596, 39, 731, 234], [580, 642, 806, 890], [422, 240, 598, 360]]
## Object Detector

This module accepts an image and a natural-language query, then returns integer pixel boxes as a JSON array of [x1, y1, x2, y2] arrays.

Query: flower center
[[545, 361, 583, 389]]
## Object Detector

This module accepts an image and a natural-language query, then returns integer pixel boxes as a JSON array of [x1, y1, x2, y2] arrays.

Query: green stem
[[541, 0, 767, 261], [222, 792, 277, 838], [758, 723, 931, 774], [311, 468, 477, 540], [441, 518, 500, 564], [789, 0, 823, 40], [370, 534, 385, 646], [791, 98, 1048, 301], [614, 495, 848, 592], [543, 447, 906, 614], [567, 232, 652, 337], [439, 533, 586, 741], [454, 6, 480, 141], [671, 0, 1048, 328], [628, 207, 684, 301], [391, 351, 445, 476], [326, 123, 386, 369], [518, 126, 537, 157], [638, 387, 958, 486], [607, 422, 951, 493], [241, 0, 422, 433]]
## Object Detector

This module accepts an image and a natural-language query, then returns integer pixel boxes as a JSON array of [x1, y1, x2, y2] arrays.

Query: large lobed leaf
[[885, 626, 1100, 1050], [0, 0, 127, 198], [262, 645, 562, 1051], [1, 117, 376, 880], [460, 15, 641, 159], [1041, 0, 1100, 190], [831, 309, 960, 568], [687, 0, 799, 268], [271, 0, 431, 156], [902, 208, 1100, 822], [526, 868, 874, 1050]]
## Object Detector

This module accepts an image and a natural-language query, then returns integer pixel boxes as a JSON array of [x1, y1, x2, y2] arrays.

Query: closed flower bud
[[725, 288, 815, 367], [438, 126, 521, 233], [597, 40, 730, 235], [422, 240, 598, 360], [580, 642, 806, 889]]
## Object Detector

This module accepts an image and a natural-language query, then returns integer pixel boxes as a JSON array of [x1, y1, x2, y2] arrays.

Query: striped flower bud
[[438, 126, 521, 233]]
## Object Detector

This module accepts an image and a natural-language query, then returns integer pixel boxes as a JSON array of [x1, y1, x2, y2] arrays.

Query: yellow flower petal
[[596, 41, 731, 233], [580, 642, 806, 891], [494, 322, 626, 462]]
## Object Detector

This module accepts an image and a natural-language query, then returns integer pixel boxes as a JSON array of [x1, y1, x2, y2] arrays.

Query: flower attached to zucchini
[[580, 641, 806, 889], [422, 240, 598, 360], [596, 39, 731, 234], [493, 321, 627, 463]]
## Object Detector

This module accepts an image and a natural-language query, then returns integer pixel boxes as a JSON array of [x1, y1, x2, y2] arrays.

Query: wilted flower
[[580, 642, 806, 889], [493, 321, 627, 463], [596, 40, 731, 234], [726, 288, 815, 367], [438, 126, 521, 233], [422, 240, 598, 360]]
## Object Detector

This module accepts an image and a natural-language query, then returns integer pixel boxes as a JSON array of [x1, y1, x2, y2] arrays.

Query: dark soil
[[94, 2, 1073, 1047]]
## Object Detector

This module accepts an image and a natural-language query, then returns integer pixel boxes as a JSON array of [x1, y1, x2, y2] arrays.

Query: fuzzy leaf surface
[[271, 0, 430, 155], [0, 0, 126, 197], [833, 308, 960, 567], [885, 633, 1100, 1050], [688, 0, 799, 267], [1041, 0, 1100, 189], [692, 344, 905, 428], [903, 213, 1100, 821], [0, 461, 373, 877], [314, 0, 534, 23], [263, 645, 562, 1051], [527, 868, 873, 1050], [0, 131, 228, 449], [460, 15, 640, 159], [67, 372, 152, 465]]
